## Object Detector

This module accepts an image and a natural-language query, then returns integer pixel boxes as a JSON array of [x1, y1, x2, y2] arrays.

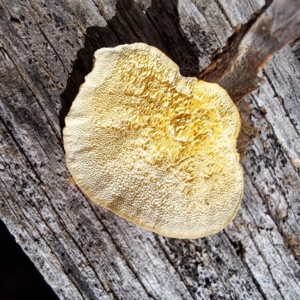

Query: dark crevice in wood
[[262, 70, 300, 138], [0, 114, 41, 183], [213, 0, 234, 28], [187, 237, 238, 297], [239, 202, 286, 299], [224, 232, 269, 300], [37, 235, 92, 300], [290, 37, 300, 61], [26, 1, 70, 73], [241, 205, 285, 299], [244, 159, 300, 266], [154, 236, 197, 300], [106, 22, 123, 45], [250, 88, 300, 181], [13, 0, 69, 95], [0, 43, 61, 142]]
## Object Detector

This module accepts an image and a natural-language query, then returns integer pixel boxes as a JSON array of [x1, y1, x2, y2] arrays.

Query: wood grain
[[1, 0, 300, 299]]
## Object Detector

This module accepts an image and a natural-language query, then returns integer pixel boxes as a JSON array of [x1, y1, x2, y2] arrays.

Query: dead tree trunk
[[1, 1, 300, 299]]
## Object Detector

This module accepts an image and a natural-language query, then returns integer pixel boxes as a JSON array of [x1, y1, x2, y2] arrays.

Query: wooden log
[[1, 0, 300, 299], [201, 0, 300, 103]]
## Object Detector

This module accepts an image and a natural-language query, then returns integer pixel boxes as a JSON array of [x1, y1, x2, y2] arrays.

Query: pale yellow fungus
[[63, 43, 243, 239]]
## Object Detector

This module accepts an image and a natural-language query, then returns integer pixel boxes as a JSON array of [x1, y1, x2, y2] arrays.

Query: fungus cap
[[63, 43, 243, 239]]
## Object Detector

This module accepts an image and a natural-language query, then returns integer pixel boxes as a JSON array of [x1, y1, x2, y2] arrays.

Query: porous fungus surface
[[63, 43, 243, 239]]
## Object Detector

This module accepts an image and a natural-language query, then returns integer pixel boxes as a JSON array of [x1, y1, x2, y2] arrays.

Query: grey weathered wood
[[291, 37, 300, 61], [1, 0, 300, 299], [201, 0, 300, 102]]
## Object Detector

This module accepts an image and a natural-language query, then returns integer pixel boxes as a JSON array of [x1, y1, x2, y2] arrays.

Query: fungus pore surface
[[64, 43, 243, 239]]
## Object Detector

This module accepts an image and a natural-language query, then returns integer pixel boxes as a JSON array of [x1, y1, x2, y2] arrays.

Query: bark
[[1, 0, 300, 299], [201, 0, 300, 103]]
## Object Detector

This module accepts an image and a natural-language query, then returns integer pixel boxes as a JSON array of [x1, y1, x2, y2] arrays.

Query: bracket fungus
[[63, 43, 243, 239]]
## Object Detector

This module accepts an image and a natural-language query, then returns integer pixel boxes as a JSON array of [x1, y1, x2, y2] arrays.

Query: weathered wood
[[291, 37, 300, 61], [1, 1, 300, 299], [201, 0, 300, 103]]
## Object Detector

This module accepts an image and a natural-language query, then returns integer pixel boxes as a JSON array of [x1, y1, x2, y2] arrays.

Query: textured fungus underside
[[63, 43, 243, 239]]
